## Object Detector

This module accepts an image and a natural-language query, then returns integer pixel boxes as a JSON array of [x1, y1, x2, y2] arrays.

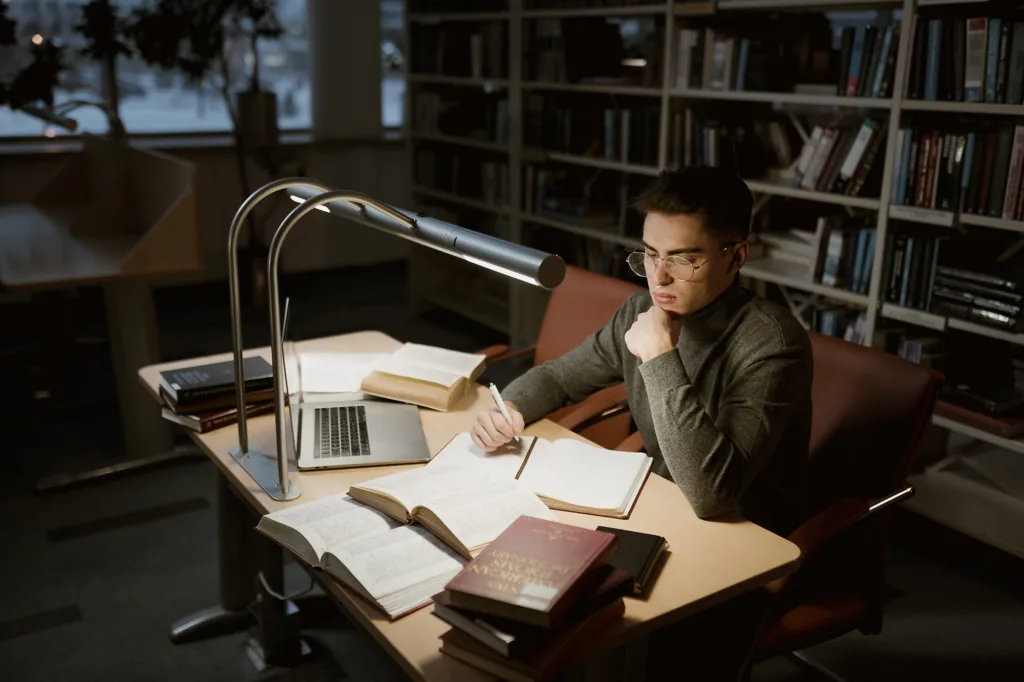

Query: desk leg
[[36, 280, 200, 492], [170, 478, 257, 643]]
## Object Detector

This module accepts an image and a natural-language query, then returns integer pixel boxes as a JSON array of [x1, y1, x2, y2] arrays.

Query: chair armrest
[[478, 344, 537, 366], [556, 397, 629, 432], [763, 486, 914, 596], [616, 430, 644, 452]]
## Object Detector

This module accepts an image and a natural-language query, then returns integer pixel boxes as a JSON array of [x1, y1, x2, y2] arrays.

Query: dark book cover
[[987, 124, 1016, 217], [837, 26, 855, 96], [977, 132, 998, 215], [965, 131, 989, 214], [160, 385, 276, 413], [934, 275, 1023, 303], [595, 527, 669, 596], [163, 400, 276, 434], [953, 18, 966, 102], [909, 15, 927, 99], [879, 23, 901, 98], [996, 21, 1011, 103], [431, 566, 631, 658], [906, 129, 920, 204], [1008, 23, 1024, 105], [159, 356, 273, 403], [936, 265, 1022, 292], [857, 26, 881, 98], [444, 517, 619, 629], [887, 235, 908, 302], [941, 384, 1024, 417], [848, 121, 887, 197], [439, 597, 626, 682], [906, 236, 925, 310]]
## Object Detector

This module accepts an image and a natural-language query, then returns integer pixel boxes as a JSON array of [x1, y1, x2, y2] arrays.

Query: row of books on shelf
[[668, 111, 788, 178], [416, 151, 510, 206], [413, 92, 510, 145], [525, 95, 660, 167], [792, 119, 886, 198], [756, 216, 877, 295], [907, 14, 1024, 104], [881, 233, 942, 313], [834, 23, 901, 99], [892, 125, 1024, 221], [674, 27, 779, 92], [411, 22, 508, 79], [524, 164, 628, 232], [526, 0, 665, 8]]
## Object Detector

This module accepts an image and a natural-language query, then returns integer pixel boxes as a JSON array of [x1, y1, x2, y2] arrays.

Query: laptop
[[280, 300, 431, 470]]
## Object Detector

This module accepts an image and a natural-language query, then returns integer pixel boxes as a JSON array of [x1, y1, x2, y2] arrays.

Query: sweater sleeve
[[500, 297, 636, 424], [637, 327, 809, 520]]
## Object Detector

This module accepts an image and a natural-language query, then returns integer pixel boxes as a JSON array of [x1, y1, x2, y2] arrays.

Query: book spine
[[996, 21, 1011, 103], [846, 26, 866, 96], [1008, 23, 1024, 105], [985, 18, 1002, 102], [959, 132, 976, 213], [1003, 126, 1024, 219], [838, 26, 854, 96], [899, 238, 916, 307], [964, 18, 988, 102], [893, 127, 907, 203], [871, 25, 894, 97], [860, 231, 877, 295], [924, 20, 942, 101]]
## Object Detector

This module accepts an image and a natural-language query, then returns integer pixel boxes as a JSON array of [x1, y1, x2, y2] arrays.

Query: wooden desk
[[139, 331, 800, 682]]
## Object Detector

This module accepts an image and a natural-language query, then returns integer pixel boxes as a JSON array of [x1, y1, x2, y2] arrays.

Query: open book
[[348, 464, 556, 558], [431, 433, 653, 519], [256, 494, 466, 619], [359, 343, 486, 411]]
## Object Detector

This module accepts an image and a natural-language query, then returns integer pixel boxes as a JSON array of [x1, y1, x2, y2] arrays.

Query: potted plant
[[127, 0, 286, 305]]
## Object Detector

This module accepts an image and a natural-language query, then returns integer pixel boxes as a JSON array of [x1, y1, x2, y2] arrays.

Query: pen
[[488, 382, 520, 443]]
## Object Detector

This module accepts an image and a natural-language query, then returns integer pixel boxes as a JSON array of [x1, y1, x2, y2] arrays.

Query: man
[[471, 165, 813, 537], [471, 166, 813, 679]]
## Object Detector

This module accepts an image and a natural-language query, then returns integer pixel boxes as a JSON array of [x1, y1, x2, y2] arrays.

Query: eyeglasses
[[626, 241, 742, 282]]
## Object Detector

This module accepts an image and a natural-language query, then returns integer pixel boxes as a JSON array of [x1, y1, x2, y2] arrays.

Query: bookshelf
[[405, 0, 1024, 557]]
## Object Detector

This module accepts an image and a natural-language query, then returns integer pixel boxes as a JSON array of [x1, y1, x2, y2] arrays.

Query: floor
[[1, 262, 1023, 682]]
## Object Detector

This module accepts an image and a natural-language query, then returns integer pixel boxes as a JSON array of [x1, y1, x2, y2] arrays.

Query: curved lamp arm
[[267, 190, 414, 497], [227, 177, 331, 459]]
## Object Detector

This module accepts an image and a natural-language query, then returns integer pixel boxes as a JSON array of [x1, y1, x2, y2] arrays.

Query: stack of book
[[929, 266, 1023, 332], [159, 356, 275, 434], [434, 517, 637, 682]]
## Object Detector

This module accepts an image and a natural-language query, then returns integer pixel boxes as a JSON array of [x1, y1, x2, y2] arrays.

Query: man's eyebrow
[[642, 240, 705, 255]]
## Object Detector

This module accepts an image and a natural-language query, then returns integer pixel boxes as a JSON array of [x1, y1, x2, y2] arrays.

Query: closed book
[[595, 527, 669, 596], [159, 384, 275, 414], [439, 597, 626, 682], [161, 400, 275, 434], [964, 18, 987, 102], [936, 266, 1022, 292], [360, 342, 485, 412], [431, 566, 632, 658], [941, 385, 1024, 417], [158, 356, 273, 404], [444, 517, 619, 629]]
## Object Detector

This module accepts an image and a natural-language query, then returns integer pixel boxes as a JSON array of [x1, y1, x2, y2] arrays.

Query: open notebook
[[359, 343, 486, 412], [256, 494, 465, 620], [431, 433, 653, 519], [348, 464, 556, 558]]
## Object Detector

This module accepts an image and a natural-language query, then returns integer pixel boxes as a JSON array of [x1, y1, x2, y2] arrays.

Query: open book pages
[[256, 494, 465, 620], [517, 439, 652, 518], [348, 463, 556, 558], [359, 343, 486, 412]]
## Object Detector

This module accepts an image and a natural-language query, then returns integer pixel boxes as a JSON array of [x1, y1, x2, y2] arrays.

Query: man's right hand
[[470, 401, 525, 452]]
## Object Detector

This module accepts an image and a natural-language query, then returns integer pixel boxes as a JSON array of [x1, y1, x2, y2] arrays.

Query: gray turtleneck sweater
[[503, 282, 813, 536]]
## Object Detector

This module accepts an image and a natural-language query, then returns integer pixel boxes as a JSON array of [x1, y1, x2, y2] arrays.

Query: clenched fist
[[470, 401, 525, 452], [625, 305, 681, 363]]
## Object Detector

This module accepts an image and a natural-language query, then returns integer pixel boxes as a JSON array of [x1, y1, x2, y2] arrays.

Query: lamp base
[[230, 446, 300, 501]]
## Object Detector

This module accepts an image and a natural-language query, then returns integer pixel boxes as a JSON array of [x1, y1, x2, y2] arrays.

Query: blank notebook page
[[517, 439, 651, 513]]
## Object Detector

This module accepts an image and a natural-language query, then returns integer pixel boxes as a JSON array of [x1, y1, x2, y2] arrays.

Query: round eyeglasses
[[626, 242, 742, 283]]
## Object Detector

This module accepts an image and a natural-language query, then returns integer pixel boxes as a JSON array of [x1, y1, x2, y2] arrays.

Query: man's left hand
[[625, 307, 681, 363]]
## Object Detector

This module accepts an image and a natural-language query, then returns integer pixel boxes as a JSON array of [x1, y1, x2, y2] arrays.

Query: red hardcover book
[[439, 598, 626, 682], [444, 517, 619, 629]]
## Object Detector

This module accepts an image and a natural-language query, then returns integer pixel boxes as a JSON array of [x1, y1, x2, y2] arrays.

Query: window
[[1, 0, 311, 137], [381, 0, 405, 129]]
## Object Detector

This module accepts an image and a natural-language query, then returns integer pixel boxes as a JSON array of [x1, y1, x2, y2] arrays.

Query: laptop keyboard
[[314, 406, 371, 458]]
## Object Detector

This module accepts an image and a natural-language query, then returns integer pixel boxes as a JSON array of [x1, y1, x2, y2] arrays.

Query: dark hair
[[633, 166, 753, 240]]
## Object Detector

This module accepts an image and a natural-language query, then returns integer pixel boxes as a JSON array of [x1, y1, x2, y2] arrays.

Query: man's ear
[[731, 241, 749, 272]]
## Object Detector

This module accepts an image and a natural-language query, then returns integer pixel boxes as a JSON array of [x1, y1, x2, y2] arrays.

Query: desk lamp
[[227, 180, 565, 500]]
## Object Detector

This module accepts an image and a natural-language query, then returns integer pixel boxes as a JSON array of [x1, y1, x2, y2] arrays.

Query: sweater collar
[[676, 279, 751, 373]]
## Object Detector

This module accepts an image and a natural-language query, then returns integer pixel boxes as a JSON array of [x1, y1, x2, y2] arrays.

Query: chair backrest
[[807, 333, 942, 508], [536, 266, 643, 448], [534, 265, 644, 367], [805, 333, 942, 633]]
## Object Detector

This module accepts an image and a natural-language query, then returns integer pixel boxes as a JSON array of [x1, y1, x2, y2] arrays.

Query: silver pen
[[488, 382, 520, 444]]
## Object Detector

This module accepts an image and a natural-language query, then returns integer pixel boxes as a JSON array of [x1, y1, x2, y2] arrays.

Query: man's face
[[638, 212, 747, 316]]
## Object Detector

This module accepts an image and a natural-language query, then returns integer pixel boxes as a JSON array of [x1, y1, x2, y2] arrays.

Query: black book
[[941, 384, 1024, 417], [953, 18, 966, 102], [997, 20, 1012, 104], [909, 17, 928, 99], [595, 527, 669, 596], [887, 235, 908, 303], [856, 26, 879, 98], [936, 265, 1022, 292], [837, 27, 855, 96], [159, 356, 274, 404]]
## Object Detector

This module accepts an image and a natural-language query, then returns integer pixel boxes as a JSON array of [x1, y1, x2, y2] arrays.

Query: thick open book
[[431, 433, 653, 518], [255, 494, 466, 619], [359, 343, 486, 411], [348, 464, 556, 558]]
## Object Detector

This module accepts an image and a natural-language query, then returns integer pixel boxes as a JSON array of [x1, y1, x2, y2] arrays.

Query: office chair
[[748, 332, 943, 677], [478, 265, 643, 449]]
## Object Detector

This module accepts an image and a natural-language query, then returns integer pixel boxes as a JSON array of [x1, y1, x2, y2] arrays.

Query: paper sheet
[[298, 352, 386, 393], [393, 343, 484, 378], [429, 432, 536, 479]]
